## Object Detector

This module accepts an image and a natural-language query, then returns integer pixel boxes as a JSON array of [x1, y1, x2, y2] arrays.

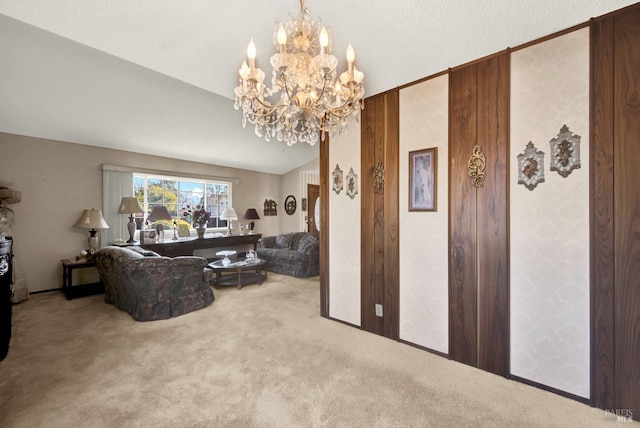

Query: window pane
[[148, 179, 163, 204], [133, 173, 231, 231], [163, 180, 178, 206]]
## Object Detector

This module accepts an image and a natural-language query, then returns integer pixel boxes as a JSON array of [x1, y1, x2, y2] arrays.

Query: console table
[[140, 234, 262, 258]]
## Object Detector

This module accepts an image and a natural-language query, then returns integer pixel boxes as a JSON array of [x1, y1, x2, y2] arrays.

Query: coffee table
[[208, 257, 267, 289]]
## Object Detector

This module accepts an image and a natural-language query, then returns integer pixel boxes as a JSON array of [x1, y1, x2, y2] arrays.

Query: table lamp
[[74, 208, 109, 252], [147, 206, 173, 241], [118, 197, 144, 243], [243, 208, 260, 234], [220, 207, 238, 236]]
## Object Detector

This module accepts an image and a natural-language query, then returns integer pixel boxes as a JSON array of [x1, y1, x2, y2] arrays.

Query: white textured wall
[[329, 124, 361, 326], [399, 75, 449, 353], [510, 28, 590, 398]]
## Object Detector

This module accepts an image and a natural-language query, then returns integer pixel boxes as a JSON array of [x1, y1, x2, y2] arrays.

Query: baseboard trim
[[398, 338, 448, 359], [326, 315, 361, 329], [510, 374, 591, 405], [29, 288, 61, 295]]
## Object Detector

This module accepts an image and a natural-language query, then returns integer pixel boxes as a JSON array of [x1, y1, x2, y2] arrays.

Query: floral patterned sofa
[[257, 232, 319, 278], [95, 246, 214, 321]]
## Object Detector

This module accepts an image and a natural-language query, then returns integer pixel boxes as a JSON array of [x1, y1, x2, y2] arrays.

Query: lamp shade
[[74, 209, 109, 230], [74, 208, 109, 252], [220, 207, 238, 221], [118, 197, 144, 214], [243, 208, 260, 234], [220, 207, 237, 236], [243, 208, 260, 220], [147, 205, 173, 222]]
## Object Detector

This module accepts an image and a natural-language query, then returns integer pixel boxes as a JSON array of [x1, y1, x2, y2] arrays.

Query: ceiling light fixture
[[234, 0, 365, 146]]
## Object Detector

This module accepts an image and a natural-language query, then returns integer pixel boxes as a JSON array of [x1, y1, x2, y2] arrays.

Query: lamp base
[[127, 215, 136, 243], [88, 229, 98, 252]]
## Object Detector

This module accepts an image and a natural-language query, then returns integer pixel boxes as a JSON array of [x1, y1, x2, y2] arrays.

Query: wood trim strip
[[613, 8, 640, 415], [319, 134, 330, 318], [476, 52, 510, 377], [383, 90, 400, 340], [361, 93, 379, 332], [448, 64, 479, 367], [590, 15, 616, 411]]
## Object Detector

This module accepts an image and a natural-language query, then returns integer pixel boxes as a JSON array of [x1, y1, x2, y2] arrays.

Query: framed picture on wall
[[409, 147, 437, 212]]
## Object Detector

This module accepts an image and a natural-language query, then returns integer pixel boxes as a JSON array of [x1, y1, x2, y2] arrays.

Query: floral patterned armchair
[[95, 246, 214, 321]]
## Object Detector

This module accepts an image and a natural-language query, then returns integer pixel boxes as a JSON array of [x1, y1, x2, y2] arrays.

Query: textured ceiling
[[0, 1, 636, 174]]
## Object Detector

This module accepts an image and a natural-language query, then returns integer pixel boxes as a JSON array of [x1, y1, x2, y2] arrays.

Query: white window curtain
[[102, 169, 134, 247]]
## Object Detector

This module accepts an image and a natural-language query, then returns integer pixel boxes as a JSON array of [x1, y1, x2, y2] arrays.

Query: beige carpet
[[0, 274, 621, 427]]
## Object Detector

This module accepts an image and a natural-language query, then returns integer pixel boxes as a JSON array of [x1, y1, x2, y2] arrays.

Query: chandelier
[[233, 0, 365, 146]]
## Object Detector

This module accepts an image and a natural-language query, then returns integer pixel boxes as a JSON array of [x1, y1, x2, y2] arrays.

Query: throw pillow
[[275, 234, 291, 249]]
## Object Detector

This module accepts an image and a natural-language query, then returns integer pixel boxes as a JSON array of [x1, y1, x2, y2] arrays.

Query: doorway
[[307, 184, 319, 234]]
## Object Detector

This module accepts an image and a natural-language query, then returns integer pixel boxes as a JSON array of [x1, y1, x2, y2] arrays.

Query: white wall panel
[[329, 124, 361, 325], [399, 75, 449, 353], [510, 28, 590, 398]]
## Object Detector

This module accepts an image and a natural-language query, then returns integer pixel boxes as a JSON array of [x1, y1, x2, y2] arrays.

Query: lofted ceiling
[[0, 0, 636, 174]]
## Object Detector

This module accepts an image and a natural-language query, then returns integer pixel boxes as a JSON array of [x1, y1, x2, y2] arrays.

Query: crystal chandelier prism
[[233, 0, 365, 146]]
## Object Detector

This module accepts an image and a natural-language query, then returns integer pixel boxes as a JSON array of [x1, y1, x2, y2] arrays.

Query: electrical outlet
[[375, 304, 383, 317]]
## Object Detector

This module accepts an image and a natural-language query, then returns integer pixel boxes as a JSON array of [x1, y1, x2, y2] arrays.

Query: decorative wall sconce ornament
[[373, 161, 385, 194], [517, 141, 545, 191], [549, 124, 581, 178], [263, 199, 277, 216], [284, 195, 297, 215], [332, 164, 344, 195], [467, 145, 486, 188], [346, 168, 358, 200]]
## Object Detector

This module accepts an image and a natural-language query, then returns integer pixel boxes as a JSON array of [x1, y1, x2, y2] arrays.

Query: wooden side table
[[61, 258, 104, 300]]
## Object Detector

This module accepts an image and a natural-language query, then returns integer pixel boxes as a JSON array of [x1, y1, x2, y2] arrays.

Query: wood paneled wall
[[591, 6, 640, 415], [361, 90, 400, 339], [318, 2, 638, 412], [448, 52, 510, 377]]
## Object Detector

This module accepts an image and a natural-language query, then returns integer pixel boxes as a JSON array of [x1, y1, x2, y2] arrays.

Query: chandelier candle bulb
[[247, 38, 256, 71], [277, 25, 287, 53], [346, 44, 355, 73], [320, 27, 328, 56]]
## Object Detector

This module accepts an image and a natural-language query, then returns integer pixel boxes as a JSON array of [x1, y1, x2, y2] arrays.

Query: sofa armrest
[[297, 235, 319, 256], [258, 236, 276, 248]]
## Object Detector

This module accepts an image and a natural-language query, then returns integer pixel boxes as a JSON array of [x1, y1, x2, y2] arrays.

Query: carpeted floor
[[0, 274, 621, 427]]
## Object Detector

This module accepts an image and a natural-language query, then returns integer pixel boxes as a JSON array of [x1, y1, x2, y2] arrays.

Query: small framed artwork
[[409, 147, 437, 212], [141, 230, 156, 244]]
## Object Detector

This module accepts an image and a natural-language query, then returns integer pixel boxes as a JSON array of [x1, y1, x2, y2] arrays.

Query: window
[[133, 173, 231, 230]]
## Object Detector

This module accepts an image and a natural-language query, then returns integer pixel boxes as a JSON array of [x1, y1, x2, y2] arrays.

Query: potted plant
[[182, 205, 210, 239]]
